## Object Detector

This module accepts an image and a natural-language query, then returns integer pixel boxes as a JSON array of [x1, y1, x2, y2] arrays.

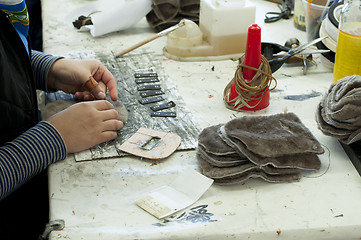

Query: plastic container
[[302, 0, 329, 41], [333, 0, 361, 82], [294, 0, 306, 31], [165, 0, 255, 60]]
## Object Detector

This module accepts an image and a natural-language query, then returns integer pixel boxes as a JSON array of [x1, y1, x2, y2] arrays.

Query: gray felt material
[[196, 112, 324, 185], [212, 172, 301, 185], [198, 124, 243, 156], [316, 75, 361, 144], [218, 126, 322, 170], [197, 145, 248, 167], [223, 112, 324, 158], [320, 103, 358, 132], [197, 153, 301, 184], [316, 104, 351, 137]]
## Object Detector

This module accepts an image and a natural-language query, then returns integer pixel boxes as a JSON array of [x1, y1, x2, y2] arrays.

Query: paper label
[[135, 169, 214, 219]]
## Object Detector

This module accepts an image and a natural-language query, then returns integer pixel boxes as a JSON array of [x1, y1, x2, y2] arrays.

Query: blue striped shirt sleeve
[[0, 121, 67, 200], [30, 50, 62, 91]]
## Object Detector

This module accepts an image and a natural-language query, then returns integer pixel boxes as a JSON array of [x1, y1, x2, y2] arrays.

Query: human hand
[[47, 100, 123, 153], [47, 58, 118, 101]]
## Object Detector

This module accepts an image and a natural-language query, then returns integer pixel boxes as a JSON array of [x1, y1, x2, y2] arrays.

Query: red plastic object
[[229, 24, 269, 111]]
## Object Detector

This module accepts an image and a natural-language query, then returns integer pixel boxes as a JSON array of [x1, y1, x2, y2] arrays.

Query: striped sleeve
[[30, 50, 63, 91], [0, 121, 67, 200]]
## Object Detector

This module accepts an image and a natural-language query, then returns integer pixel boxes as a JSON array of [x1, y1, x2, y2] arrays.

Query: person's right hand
[[47, 100, 124, 153]]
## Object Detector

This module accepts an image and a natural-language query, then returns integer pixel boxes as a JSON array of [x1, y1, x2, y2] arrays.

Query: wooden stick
[[115, 34, 159, 58], [115, 19, 186, 58]]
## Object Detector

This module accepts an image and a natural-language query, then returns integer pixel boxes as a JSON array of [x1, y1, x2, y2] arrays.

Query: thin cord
[[223, 55, 277, 110], [303, 143, 331, 178]]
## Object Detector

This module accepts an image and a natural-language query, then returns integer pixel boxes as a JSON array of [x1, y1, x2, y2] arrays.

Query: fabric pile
[[146, 0, 200, 32], [197, 112, 324, 185], [316, 75, 361, 144]]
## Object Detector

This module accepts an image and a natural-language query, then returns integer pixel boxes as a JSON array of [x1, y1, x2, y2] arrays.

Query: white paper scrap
[[136, 169, 214, 219], [69, 0, 152, 37]]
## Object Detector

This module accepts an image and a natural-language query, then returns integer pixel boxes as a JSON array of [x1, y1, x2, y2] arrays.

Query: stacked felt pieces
[[317, 75, 361, 144], [196, 112, 324, 185]]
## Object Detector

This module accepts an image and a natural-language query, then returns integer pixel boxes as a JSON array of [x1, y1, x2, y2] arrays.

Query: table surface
[[42, 0, 361, 239]]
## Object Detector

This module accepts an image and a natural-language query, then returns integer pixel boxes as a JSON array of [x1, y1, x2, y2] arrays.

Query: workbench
[[42, 0, 361, 239]]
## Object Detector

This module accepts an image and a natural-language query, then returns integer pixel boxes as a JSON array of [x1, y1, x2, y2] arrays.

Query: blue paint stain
[[284, 90, 322, 101]]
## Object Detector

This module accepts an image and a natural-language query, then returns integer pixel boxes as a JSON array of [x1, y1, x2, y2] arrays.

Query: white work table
[[42, 0, 361, 239]]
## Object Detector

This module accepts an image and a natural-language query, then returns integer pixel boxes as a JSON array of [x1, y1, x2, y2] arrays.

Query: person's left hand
[[46, 58, 118, 101]]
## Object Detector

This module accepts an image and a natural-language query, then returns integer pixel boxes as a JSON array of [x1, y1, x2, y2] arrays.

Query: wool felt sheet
[[316, 75, 361, 144], [196, 112, 324, 184], [197, 152, 301, 185]]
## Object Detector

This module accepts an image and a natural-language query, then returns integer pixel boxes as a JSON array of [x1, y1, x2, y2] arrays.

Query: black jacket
[[0, 10, 38, 145]]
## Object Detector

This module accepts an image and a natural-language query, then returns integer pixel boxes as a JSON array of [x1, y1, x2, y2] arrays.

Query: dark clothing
[[0, 10, 47, 240], [26, 0, 43, 51], [0, 10, 39, 146]]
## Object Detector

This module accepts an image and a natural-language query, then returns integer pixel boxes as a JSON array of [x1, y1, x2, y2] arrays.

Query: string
[[223, 55, 277, 110], [303, 143, 331, 178]]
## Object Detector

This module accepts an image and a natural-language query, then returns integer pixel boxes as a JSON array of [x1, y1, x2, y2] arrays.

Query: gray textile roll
[[316, 75, 361, 144]]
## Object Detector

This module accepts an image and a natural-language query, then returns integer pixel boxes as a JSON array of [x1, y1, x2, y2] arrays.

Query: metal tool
[[38, 219, 65, 240], [285, 37, 311, 75], [261, 36, 330, 73], [264, 0, 293, 23]]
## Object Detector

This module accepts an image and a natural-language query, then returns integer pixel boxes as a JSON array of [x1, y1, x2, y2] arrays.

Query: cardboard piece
[[118, 127, 181, 159]]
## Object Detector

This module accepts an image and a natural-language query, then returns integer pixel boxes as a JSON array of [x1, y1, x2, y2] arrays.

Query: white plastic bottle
[[165, 0, 256, 59]]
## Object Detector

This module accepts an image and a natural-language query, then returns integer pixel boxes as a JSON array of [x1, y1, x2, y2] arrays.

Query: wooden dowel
[[115, 34, 159, 58], [115, 19, 186, 58]]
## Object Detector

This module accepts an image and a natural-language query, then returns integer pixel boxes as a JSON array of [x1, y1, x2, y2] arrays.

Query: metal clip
[[139, 136, 161, 150]]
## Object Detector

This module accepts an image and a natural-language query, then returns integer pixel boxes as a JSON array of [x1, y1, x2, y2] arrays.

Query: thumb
[[83, 76, 106, 100], [91, 83, 106, 100]]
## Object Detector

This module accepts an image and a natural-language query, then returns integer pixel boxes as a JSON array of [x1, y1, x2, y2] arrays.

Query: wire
[[303, 143, 331, 178], [264, 0, 293, 23]]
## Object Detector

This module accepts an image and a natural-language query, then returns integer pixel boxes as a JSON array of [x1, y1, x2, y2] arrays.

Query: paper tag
[[136, 169, 214, 219]]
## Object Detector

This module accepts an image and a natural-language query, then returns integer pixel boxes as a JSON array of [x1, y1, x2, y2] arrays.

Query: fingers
[[75, 82, 107, 100], [47, 100, 124, 154], [94, 102, 124, 138], [93, 67, 118, 101], [101, 109, 121, 121], [92, 99, 116, 111], [80, 76, 106, 100], [91, 100, 124, 129], [99, 131, 119, 143], [102, 119, 124, 132], [74, 60, 118, 101]]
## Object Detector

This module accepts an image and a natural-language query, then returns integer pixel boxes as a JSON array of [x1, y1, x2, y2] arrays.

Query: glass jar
[[333, 0, 361, 82]]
